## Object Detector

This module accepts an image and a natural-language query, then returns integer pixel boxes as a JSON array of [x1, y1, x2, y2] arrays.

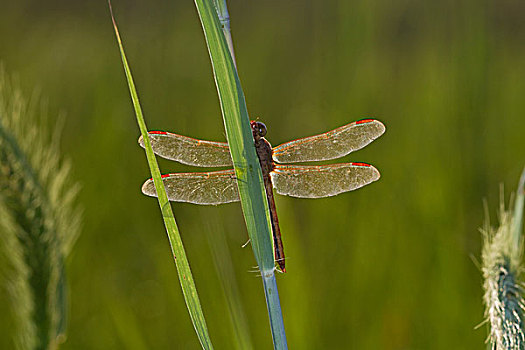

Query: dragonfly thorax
[[248, 121, 274, 175]]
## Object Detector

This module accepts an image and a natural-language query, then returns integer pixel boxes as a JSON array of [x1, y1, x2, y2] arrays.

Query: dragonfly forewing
[[138, 131, 233, 167], [272, 119, 385, 164], [271, 163, 380, 198], [142, 169, 240, 205]]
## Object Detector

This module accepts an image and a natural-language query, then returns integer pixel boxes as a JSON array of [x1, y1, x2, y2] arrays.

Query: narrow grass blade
[[481, 168, 525, 350], [512, 167, 525, 250], [108, 4, 213, 349], [193, 0, 288, 348]]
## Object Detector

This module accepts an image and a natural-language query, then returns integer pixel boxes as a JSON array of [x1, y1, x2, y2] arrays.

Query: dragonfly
[[139, 118, 385, 272]]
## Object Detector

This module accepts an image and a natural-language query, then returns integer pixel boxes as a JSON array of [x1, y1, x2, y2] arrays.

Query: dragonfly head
[[250, 121, 267, 139]]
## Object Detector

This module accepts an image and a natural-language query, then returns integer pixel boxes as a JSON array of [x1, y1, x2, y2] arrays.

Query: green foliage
[[2, 1, 525, 349], [0, 67, 81, 349]]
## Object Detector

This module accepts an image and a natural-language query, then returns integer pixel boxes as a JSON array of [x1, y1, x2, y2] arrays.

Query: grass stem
[[109, 3, 214, 349], [193, 0, 288, 348]]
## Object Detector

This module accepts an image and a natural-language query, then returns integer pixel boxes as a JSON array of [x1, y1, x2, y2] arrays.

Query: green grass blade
[[193, 0, 288, 348], [212, 0, 236, 66], [193, 0, 274, 272], [511, 167, 525, 250], [108, 4, 213, 349]]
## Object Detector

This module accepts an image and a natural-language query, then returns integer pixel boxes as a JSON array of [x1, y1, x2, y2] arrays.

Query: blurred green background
[[1, 0, 525, 349]]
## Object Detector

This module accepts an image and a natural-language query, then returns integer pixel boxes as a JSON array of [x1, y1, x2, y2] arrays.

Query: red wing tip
[[148, 174, 171, 181], [147, 174, 172, 180], [356, 118, 377, 124], [356, 119, 386, 135], [351, 162, 372, 167], [149, 131, 168, 135]]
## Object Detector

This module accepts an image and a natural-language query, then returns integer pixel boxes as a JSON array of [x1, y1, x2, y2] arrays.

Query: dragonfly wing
[[271, 163, 380, 198], [272, 119, 385, 163], [142, 170, 240, 205], [138, 131, 233, 167]]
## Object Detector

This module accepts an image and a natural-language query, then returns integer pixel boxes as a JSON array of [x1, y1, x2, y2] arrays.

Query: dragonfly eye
[[257, 122, 267, 137]]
